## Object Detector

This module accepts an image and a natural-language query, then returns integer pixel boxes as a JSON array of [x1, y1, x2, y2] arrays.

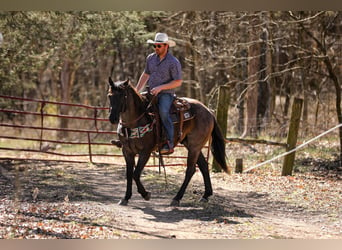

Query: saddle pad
[[170, 110, 194, 123]]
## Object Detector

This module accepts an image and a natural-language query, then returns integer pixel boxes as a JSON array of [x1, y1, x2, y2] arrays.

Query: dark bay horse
[[107, 77, 231, 206]]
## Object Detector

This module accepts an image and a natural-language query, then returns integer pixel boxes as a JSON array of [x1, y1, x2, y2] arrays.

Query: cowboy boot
[[110, 139, 122, 148], [160, 140, 174, 155]]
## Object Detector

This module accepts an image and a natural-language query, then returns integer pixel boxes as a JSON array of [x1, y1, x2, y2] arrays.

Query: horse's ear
[[108, 77, 115, 87], [124, 78, 130, 87]]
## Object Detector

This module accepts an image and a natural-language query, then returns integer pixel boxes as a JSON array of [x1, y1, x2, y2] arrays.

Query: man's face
[[153, 43, 168, 56]]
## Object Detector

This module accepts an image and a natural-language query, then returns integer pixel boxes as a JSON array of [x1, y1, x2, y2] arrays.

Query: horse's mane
[[123, 80, 150, 105], [108, 78, 150, 109]]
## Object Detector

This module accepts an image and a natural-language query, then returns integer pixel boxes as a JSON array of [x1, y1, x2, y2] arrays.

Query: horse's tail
[[211, 119, 231, 174]]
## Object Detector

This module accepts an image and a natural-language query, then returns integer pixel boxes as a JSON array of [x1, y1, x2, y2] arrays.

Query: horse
[[107, 77, 231, 206]]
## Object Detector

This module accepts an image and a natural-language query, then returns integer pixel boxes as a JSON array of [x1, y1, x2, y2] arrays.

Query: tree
[[0, 11, 157, 133], [288, 11, 342, 164], [241, 13, 261, 138], [1, 11, 341, 163]]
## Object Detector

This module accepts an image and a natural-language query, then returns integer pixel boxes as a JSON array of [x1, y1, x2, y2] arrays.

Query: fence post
[[87, 132, 93, 163], [235, 158, 243, 173], [212, 85, 230, 172], [39, 101, 46, 151], [282, 97, 303, 176], [94, 108, 98, 131]]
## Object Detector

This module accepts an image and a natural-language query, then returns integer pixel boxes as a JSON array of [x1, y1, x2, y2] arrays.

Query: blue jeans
[[158, 93, 175, 147]]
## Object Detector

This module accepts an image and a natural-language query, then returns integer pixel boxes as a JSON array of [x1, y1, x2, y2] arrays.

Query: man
[[136, 33, 182, 154]]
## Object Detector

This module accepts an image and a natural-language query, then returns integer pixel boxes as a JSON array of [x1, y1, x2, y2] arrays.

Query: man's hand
[[150, 79, 182, 95], [151, 86, 163, 95]]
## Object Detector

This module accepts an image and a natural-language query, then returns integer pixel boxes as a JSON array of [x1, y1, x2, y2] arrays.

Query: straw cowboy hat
[[147, 33, 176, 47]]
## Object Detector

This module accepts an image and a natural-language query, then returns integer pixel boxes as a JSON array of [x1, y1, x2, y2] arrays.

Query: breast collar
[[117, 120, 155, 139]]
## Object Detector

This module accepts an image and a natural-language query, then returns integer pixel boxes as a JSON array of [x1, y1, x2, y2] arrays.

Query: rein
[[120, 111, 146, 127], [120, 95, 157, 127]]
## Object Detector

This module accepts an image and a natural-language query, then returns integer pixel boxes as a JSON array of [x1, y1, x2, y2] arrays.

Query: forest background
[[0, 11, 341, 165]]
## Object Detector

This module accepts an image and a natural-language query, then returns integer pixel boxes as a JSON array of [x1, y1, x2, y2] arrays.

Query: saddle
[[144, 93, 195, 142], [169, 97, 195, 141], [170, 97, 193, 123]]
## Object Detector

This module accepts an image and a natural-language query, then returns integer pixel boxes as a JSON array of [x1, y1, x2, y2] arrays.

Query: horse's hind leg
[[170, 150, 199, 206], [197, 152, 213, 202], [134, 153, 151, 201]]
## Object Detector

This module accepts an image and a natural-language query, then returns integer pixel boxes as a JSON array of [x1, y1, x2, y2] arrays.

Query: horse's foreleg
[[197, 152, 213, 202], [133, 153, 151, 201], [171, 150, 199, 206], [119, 154, 135, 206]]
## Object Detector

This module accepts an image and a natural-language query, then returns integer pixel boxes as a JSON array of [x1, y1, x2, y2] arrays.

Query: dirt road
[[0, 159, 341, 239]]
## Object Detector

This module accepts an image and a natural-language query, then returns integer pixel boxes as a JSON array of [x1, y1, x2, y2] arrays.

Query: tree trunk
[[59, 59, 76, 139], [257, 29, 270, 132], [325, 57, 342, 165], [242, 27, 260, 138], [236, 50, 248, 134]]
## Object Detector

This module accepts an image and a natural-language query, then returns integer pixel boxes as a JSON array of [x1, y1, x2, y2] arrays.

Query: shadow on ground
[[0, 159, 320, 235]]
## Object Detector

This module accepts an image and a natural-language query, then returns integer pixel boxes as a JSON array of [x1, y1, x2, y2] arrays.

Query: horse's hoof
[[118, 199, 128, 206], [143, 192, 151, 201], [170, 199, 180, 207], [199, 197, 209, 203]]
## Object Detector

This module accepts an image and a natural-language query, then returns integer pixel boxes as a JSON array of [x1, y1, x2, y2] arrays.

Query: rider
[[136, 32, 182, 155]]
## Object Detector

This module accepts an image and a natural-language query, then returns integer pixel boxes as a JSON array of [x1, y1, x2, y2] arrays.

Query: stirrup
[[160, 141, 174, 155]]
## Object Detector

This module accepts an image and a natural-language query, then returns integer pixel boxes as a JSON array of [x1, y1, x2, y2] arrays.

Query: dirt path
[[0, 159, 341, 239]]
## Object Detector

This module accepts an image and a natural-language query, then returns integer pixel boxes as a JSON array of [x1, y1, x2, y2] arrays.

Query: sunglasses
[[153, 44, 166, 48]]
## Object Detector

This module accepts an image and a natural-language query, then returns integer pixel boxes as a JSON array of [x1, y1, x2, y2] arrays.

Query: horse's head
[[107, 77, 130, 124]]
